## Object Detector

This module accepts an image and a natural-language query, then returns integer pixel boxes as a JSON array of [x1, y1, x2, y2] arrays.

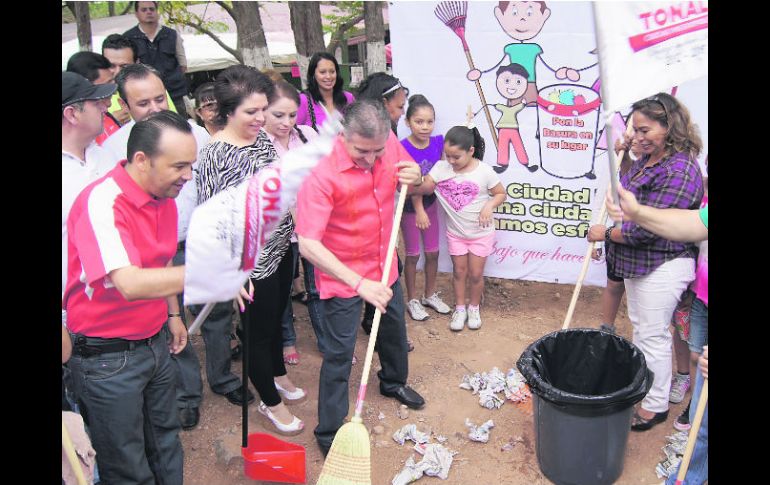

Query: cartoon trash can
[[535, 83, 601, 180]]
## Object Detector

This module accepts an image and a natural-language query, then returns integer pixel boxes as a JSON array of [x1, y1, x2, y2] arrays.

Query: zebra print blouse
[[196, 129, 293, 280]]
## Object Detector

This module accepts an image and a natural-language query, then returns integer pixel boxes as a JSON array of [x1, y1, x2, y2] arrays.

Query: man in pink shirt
[[63, 111, 195, 485], [296, 100, 425, 455]]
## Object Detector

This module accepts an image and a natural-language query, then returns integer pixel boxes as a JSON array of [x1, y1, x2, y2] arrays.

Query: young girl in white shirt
[[419, 126, 506, 331]]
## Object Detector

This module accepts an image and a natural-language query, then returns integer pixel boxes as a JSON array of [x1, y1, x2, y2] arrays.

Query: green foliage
[[321, 1, 363, 35], [161, 1, 230, 33], [87, 2, 132, 20]]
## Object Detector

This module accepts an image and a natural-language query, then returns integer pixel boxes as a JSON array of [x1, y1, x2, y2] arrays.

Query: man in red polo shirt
[[296, 100, 426, 455], [63, 111, 196, 485]]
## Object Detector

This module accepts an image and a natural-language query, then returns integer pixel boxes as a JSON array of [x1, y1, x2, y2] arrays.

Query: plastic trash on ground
[[465, 418, 494, 443], [392, 424, 430, 446], [391, 444, 456, 484], [504, 368, 532, 403], [655, 431, 689, 479], [460, 366, 532, 409]]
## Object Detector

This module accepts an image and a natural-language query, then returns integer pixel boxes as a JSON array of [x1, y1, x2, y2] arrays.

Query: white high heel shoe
[[257, 401, 304, 436], [274, 380, 306, 402]]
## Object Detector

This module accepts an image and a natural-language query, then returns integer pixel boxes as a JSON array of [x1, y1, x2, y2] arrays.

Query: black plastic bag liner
[[517, 328, 652, 416]]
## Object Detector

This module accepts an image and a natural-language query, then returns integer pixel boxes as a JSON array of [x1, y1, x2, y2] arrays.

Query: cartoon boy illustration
[[484, 63, 538, 174], [467, 2, 581, 106]]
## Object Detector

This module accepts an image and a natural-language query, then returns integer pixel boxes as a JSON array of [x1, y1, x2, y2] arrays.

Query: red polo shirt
[[62, 160, 178, 339], [295, 131, 414, 300]]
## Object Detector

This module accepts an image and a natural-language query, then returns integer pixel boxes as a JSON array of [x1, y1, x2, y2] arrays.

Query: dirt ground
[[180, 268, 688, 485]]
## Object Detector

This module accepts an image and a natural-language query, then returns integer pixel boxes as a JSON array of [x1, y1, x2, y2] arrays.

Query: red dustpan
[[240, 302, 306, 483]]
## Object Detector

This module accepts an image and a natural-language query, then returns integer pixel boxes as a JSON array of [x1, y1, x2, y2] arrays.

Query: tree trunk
[[364, 1, 386, 76], [108, 2, 115, 17], [288, 1, 326, 89], [326, 13, 364, 65], [74, 1, 92, 52], [120, 2, 133, 16], [231, 2, 272, 70]]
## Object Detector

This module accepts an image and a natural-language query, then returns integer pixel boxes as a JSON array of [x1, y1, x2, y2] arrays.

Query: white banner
[[593, 1, 708, 112], [390, 1, 708, 287]]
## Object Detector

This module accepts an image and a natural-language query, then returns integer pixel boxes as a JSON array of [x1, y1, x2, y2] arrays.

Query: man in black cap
[[62, 72, 117, 304]]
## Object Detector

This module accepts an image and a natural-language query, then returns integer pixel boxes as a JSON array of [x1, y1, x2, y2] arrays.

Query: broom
[[435, 1, 499, 147], [561, 119, 634, 329], [674, 378, 708, 485], [316, 184, 409, 485]]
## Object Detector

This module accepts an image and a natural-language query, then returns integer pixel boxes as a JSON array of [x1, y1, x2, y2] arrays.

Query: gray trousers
[[187, 300, 242, 395], [314, 280, 409, 449], [170, 247, 203, 409], [67, 329, 184, 485]]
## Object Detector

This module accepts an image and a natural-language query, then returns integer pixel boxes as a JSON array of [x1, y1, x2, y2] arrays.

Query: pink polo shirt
[[62, 160, 178, 339], [296, 131, 414, 300]]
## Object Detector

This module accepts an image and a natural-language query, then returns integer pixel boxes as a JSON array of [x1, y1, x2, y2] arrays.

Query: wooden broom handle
[[63, 419, 88, 485], [562, 120, 634, 329], [675, 379, 708, 484], [353, 183, 409, 419]]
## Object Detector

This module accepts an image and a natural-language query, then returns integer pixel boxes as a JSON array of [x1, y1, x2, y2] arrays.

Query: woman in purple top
[[297, 52, 355, 132], [588, 93, 704, 432]]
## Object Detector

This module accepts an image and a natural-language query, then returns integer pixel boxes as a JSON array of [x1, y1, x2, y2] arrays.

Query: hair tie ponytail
[[471, 126, 485, 160]]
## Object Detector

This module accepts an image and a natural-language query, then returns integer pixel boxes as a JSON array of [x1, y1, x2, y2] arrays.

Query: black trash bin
[[516, 329, 653, 485]]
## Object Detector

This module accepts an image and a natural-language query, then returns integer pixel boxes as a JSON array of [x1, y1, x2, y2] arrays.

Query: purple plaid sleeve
[[608, 152, 704, 278]]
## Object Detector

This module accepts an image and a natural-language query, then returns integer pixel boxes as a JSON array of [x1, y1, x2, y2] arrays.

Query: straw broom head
[[316, 417, 370, 485]]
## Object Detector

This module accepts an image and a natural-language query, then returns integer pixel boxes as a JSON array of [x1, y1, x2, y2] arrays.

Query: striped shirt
[[196, 130, 293, 280], [608, 151, 703, 279], [62, 161, 177, 339]]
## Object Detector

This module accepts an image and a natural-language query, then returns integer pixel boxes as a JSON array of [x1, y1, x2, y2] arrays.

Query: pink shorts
[[446, 231, 496, 257], [400, 201, 440, 256]]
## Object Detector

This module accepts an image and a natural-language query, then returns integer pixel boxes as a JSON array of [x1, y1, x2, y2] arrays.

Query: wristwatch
[[604, 226, 613, 243]]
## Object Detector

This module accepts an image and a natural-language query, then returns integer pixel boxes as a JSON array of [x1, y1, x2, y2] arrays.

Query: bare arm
[[62, 324, 72, 364], [108, 264, 185, 301], [479, 183, 506, 227], [410, 173, 436, 196], [298, 236, 393, 313], [606, 186, 707, 243]]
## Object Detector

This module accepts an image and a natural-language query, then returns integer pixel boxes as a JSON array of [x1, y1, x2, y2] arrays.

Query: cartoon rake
[[435, 1, 499, 146]]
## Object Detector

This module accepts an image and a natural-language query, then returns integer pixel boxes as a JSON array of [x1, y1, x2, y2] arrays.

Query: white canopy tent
[[62, 32, 330, 73]]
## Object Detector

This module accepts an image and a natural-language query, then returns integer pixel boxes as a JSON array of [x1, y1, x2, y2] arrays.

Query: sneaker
[[669, 372, 690, 404], [421, 292, 451, 314], [467, 307, 482, 330], [673, 399, 691, 431], [407, 299, 430, 321], [449, 310, 467, 331]]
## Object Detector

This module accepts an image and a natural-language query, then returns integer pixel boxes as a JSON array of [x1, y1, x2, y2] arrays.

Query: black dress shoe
[[493, 164, 509, 174], [222, 388, 255, 406], [631, 409, 669, 431], [179, 407, 200, 430], [380, 385, 425, 409]]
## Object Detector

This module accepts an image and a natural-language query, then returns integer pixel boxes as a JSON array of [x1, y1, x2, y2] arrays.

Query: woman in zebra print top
[[196, 65, 304, 434]]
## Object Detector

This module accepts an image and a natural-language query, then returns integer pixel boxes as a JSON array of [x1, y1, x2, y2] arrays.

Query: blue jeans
[[666, 369, 708, 485], [281, 242, 299, 348], [687, 297, 708, 354], [67, 328, 184, 485], [170, 246, 203, 409], [301, 257, 326, 354], [187, 300, 241, 395], [314, 280, 409, 450]]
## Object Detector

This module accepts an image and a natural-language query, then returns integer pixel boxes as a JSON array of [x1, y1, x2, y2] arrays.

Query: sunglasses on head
[[646, 94, 673, 121]]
